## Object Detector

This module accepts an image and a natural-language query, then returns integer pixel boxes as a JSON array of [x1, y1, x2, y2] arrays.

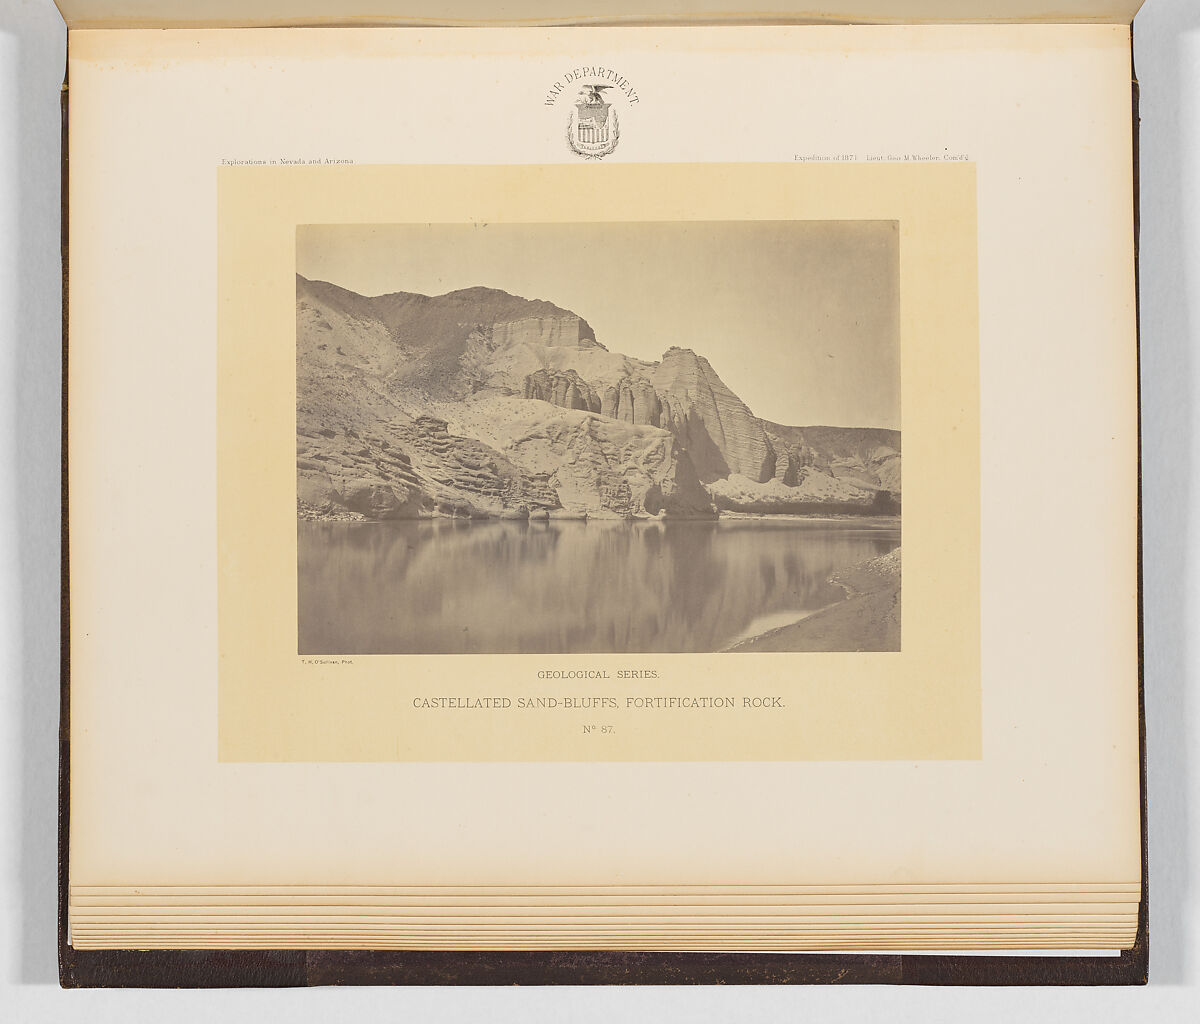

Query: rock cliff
[[523, 368, 602, 413], [296, 275, 899, 519], [652, 346, 775, 482]]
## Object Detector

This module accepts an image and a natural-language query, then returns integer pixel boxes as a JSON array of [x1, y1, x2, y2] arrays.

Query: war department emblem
[[567, 84, 619, 159]]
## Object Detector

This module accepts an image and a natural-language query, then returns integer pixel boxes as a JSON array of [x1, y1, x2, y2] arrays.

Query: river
[[297, 518, 900, 655]]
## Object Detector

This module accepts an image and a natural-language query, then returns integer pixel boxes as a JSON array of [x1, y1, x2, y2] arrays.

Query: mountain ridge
[[296, 274, 900, 520]]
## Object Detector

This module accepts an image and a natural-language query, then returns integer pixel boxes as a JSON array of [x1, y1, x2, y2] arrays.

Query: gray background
[[2, 0, 1196, 1017]]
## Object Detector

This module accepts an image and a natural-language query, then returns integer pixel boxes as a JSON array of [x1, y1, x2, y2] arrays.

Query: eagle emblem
[[567, 84, 620, 160]]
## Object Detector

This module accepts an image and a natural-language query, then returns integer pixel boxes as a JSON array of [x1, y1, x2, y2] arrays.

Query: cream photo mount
[[216, 160, 980, 764]]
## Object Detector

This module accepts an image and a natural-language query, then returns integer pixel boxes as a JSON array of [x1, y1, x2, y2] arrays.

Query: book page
[[68, 25, 1139, 892], [52, 1, 1147, 30]]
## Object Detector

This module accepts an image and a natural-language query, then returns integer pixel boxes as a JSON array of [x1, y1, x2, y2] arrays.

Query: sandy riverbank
[[729, 547, 901, 653]]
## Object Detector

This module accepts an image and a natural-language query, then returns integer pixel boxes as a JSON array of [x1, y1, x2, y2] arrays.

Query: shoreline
[[726, 547, 902, 653], [298, 502, 900, 528]]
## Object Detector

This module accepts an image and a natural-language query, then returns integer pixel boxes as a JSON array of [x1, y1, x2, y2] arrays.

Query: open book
[[60, 0, 1146, 986]]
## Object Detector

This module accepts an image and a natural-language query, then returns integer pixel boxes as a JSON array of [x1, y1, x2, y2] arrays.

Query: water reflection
[[297, 519, 899, 654]]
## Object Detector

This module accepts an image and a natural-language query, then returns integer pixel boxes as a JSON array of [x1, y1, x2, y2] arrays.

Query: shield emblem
[[567, 86, 620, 159]]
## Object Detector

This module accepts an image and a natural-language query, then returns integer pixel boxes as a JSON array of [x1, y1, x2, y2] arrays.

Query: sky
[[297, 220, 899, 430]]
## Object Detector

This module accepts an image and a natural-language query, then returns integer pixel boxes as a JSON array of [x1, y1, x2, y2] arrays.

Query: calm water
[[298, 519, 899, 655]]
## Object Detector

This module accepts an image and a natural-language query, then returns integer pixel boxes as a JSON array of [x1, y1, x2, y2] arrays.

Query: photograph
[[296, 221, 901, 655]]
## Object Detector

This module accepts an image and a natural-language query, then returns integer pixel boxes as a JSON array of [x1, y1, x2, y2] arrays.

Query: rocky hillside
[[296, 275, 900, 520]]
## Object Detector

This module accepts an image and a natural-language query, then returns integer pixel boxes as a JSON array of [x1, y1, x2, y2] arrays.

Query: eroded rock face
[[645, 439, 712, 518], [524, 368, 602, 414], [707, 469, 876, 514], [396, 414, 561, 516], [504, 413, 713, 519], [342, 480, 425, 519], [492, 314, 599, 351], [873, 452, 902, 492], [295, 274, 898, 520], [296, 458, 429, 521], [528, 370, 666, 428], [652, 347, 776, 483], [524, 349, 780, 485], [599, 377, 663, 427]]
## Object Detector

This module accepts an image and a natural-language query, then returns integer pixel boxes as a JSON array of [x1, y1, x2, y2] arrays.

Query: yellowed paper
[[216, 161, 978, 762]]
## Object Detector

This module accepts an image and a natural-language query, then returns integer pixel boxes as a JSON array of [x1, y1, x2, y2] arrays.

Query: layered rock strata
[[296, 274, 899, 520]]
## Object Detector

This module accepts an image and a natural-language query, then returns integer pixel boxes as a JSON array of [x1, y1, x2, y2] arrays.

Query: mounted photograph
[[296, 220, 901, 655]]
